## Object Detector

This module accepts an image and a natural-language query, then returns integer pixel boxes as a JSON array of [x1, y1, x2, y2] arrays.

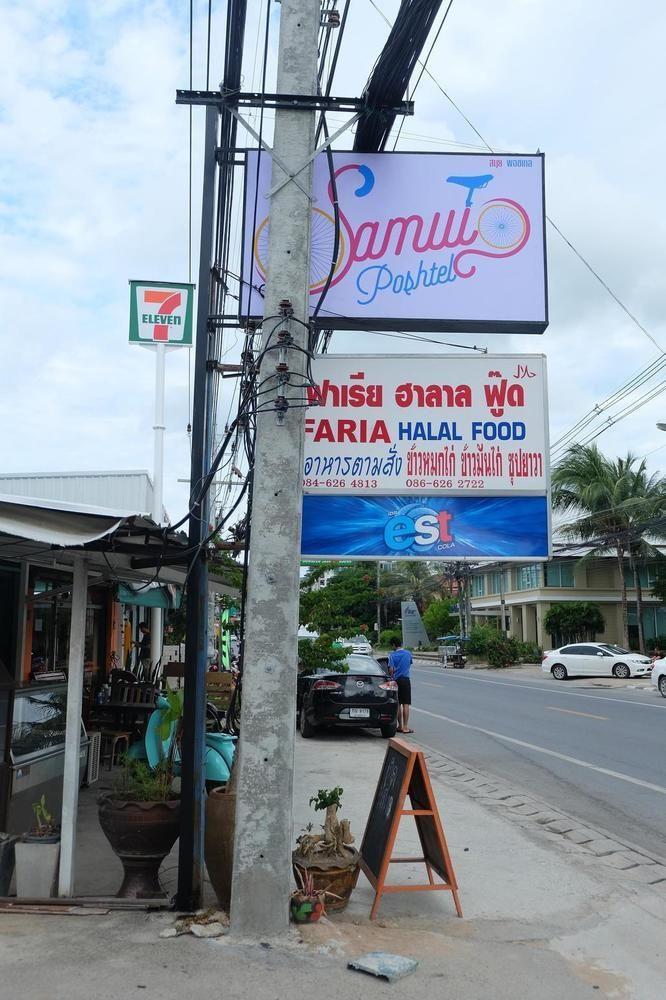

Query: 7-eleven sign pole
[[129, 280, 195, 671]]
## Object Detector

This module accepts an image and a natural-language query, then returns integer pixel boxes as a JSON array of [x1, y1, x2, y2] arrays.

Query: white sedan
[[651, 658, 666, 697], [542, 643, 652, 681]]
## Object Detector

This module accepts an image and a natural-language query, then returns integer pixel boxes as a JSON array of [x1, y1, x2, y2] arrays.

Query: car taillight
[[379, 680, 398, 691], [312, 680, 342, 691]]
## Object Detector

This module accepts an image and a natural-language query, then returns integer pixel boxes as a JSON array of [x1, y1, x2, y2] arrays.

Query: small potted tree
[[292, 787, 360, 912], [14, 795, 61, 898]]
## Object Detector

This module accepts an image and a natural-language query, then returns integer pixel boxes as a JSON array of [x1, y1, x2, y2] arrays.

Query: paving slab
[[601, 854, 644, 871], [509, 803, 541, 816], [565, 829, 598, 845], [625, 865, 666, 885], [612, 851, 656, 868], [584, 839, 626, 857], [546, 819, 577, 834]]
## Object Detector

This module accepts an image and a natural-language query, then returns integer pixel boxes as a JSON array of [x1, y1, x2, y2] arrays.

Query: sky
[[1, 0, 665, 523]]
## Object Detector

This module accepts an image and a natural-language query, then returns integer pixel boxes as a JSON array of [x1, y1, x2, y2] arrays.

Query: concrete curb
[[416, 738, 666, 888]]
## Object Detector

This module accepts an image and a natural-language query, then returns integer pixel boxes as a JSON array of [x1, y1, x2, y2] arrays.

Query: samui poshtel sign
[[241, 151, 547, 333]]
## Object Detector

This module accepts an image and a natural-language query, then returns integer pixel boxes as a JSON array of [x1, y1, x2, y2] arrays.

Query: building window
[[470, 574, 485, 597], [515, 564, 540, 591], [544, 562, 575, 587], [488, 570, 508, 595], [624, 565, 659, 588]]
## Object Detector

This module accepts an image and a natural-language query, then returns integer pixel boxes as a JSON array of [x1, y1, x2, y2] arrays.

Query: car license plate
[[349, 708, 370, 718]]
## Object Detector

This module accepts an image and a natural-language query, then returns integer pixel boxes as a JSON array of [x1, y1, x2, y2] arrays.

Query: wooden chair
[[205, 672, 235, 715]]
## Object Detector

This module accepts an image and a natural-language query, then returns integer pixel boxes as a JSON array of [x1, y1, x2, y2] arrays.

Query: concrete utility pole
[[231, 0, 319, 938]]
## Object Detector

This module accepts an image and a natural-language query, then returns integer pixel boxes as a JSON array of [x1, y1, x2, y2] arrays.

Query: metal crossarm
[[176, 89, 414, 116]]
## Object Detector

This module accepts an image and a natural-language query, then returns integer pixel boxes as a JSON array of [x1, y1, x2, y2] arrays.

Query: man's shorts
[[396, 676, 411, 705]]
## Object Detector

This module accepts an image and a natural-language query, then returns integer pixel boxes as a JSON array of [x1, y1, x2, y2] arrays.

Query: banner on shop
[[301, 495, 550, 561], [241, 151, 547, 333], [303, 354, 549, 495]]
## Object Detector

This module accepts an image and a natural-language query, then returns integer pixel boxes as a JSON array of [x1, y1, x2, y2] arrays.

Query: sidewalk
[[414, 655, 656, 690], [0, 730, 664, 999]]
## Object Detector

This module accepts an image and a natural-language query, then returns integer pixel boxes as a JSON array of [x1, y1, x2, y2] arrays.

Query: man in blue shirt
[[388, 637, 413, 734]]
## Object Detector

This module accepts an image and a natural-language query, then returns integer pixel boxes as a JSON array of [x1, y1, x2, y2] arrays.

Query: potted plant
[[290, 867, 332, 924], [98, 758, 180, 899], [14, 795, 61, 898], [292, 787, 360, 912], [98, 690, 184, 899]]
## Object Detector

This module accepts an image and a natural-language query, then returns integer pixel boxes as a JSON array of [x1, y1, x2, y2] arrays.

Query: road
[[410, 664, 666, 859]]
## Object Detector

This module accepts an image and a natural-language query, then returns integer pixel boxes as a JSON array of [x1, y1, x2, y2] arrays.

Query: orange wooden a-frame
[[360, 737, 462, 921]]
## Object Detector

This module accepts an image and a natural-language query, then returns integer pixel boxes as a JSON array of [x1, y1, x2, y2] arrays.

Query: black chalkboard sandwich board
[[359, 737, 462, 920]]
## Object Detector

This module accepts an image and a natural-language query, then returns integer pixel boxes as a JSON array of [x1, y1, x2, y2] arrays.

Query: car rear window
[[343, 655, 384, 675]]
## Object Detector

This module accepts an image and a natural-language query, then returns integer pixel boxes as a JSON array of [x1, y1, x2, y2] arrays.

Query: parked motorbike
[[129, 694, 236, 787]]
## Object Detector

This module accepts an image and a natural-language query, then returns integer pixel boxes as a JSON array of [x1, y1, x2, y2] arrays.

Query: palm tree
[[380, 561, 447, 614], [552, 444, 666, 651]]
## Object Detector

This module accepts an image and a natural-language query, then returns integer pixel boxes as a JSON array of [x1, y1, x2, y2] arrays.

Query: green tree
[[297, 636, 348, 675], [543, 602, 605, 646], [300, 562, 377, 636], [422, 598, 457, 641], [552, 444, 666, 650]]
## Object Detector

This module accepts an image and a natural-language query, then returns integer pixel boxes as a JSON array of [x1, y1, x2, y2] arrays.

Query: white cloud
[[0, 0, 665, 530]]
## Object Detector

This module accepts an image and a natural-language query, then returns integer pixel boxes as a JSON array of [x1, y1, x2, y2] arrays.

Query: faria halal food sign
[[241, 151, 547, 333], [302, 354, 548, 495]]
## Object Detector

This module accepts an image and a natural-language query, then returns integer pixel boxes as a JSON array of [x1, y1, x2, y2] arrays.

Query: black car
[[297, 654, 399, 739]]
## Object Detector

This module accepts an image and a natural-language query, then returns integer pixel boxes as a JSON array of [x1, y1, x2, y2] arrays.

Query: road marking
[[547, 706, 608, 721], [411, 706, 666, 795], [412, 667, 663, 710]]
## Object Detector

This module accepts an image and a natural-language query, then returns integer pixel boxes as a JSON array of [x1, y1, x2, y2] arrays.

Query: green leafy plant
[[157, 689, 184, 742], [111, 757, 175, 802], [467, 623, 503, 655], [543, 602, 605, 646], [309, 786, 343, 811], [378, 628, 402, 648], [298, 636, 348, 676], [31, 794, 58, 837], [485, 635, 521, 669]]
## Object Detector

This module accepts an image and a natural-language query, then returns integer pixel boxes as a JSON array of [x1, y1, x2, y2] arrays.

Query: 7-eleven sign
[[129, 280, 195, 345]]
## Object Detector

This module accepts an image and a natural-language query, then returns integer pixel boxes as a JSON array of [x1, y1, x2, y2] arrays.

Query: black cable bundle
[[354, 0, 446, 152]]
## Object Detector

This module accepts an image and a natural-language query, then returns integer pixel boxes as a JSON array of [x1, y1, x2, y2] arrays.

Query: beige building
[[469, 554, 665, 651]]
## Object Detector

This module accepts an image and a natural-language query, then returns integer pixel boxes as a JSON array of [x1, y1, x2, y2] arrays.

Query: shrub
[[467, 623, 502, 655], [378, 628, 402, 648], [486, 635, 520, 668], [517, 640, 542, 663], [543, 602, 604, 645]]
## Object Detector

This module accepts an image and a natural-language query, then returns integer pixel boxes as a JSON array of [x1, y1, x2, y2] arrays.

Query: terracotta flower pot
[[292, 849, 360, 913], [98, 795, 180, 899], [290, 893, 325, 923], [204, 787, 236, 911]]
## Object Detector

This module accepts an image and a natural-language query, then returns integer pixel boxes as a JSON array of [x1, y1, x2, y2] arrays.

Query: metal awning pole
[[58, 556, 88, 897]]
